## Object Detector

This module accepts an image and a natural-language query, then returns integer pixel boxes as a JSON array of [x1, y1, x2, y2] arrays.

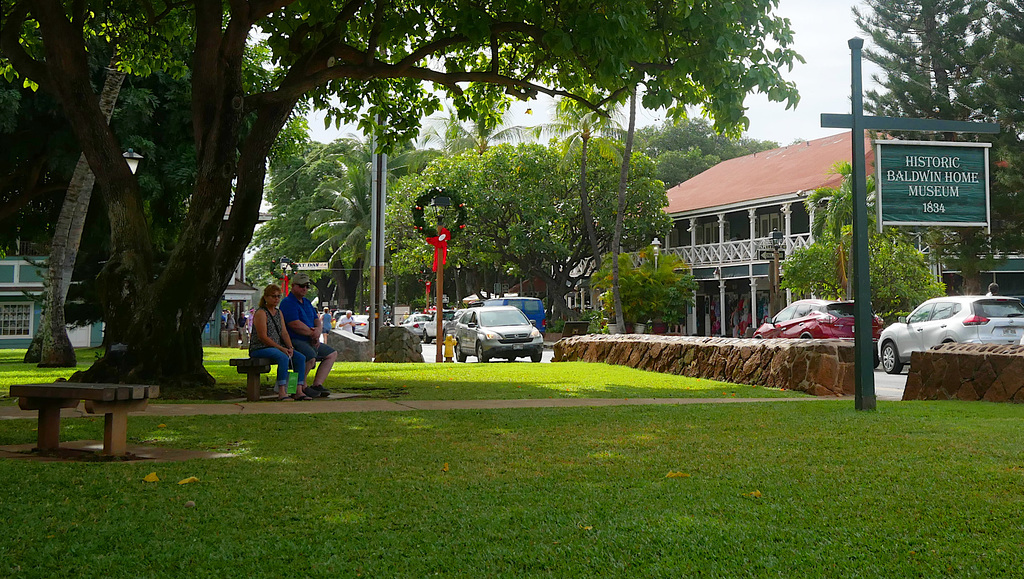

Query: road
[[873, 367, 907, 401], [419, 341, 555, 364], [419, 342, 908, 399]]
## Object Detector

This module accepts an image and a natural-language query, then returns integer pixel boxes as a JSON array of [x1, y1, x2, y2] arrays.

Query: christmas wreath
[[411, 187, 467, 239]]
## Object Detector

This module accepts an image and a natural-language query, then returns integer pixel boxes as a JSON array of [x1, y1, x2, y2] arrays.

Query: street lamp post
[[651, 237, 661, 270], [770, 229, 784, 317]]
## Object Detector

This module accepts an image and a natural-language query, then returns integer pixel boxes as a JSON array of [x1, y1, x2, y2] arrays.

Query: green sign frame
[[875, 140, 991, 229]]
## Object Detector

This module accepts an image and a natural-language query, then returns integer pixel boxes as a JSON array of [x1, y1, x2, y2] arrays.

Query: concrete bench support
[[229, 358, 273, 401]]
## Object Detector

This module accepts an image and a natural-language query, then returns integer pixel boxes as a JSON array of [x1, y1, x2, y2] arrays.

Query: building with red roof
[[661, 132, 874, 336]]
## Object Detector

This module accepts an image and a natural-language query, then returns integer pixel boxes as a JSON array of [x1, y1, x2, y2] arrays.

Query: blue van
[[482, 297, 546, 331]]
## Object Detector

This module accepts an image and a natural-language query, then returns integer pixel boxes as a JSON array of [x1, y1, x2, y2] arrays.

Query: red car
[[753, 299, 884, 341]]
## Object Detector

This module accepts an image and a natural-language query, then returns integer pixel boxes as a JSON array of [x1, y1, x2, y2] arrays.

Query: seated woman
[[250, 284, 315, 400]]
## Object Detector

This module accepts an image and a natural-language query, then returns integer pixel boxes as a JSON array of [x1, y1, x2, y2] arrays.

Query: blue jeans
[[249, 347, 306, 387]]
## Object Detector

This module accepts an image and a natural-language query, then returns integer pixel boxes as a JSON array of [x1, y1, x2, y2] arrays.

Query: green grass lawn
[[1, 400, 1023, 577], [3, 347, 799, 402]]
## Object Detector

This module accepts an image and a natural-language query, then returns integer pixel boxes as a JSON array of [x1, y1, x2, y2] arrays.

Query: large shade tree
[[0, 0, 800, 390], [390, 142, 670, 320]]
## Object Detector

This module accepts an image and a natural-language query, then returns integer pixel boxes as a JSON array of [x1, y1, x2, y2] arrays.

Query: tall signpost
[[822, 38, 999, 411], [368, 130, 388, 347]]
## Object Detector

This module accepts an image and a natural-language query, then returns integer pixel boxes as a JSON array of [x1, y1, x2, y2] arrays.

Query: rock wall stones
[[373, 326, 424, 363], [553, 334, 855, 396], [326, 329, 373, 362], [903, 343, 1024, 402]]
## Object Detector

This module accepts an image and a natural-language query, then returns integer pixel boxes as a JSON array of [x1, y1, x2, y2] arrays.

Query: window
[[773, 304, 799, 324], [908, 303, 934, 324], [930, 302, 958, 321], [0, 303, 31, 337], [975, 299, 1024, 318], [824, 303, 855, 317]]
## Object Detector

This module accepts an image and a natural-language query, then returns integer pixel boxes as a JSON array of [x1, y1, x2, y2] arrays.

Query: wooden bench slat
[[230, 358, 273, 368], [11, 383, 158, 401]]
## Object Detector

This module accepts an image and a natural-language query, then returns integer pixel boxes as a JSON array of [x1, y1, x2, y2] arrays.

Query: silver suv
[[878, 296, 1024, 374], [453, 306, 543, 363]]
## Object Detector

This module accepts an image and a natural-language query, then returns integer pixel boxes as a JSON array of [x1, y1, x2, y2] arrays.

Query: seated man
[[279, 273, 337, 398]]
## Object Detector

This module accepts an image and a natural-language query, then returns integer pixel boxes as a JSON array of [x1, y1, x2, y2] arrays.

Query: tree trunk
[[578, 137, 602, 271], [40, 59, 126, 368], [611, 90, 637, 330]]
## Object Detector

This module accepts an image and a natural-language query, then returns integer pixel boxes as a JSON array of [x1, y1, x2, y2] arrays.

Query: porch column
[[749, 277, 757, 336], [718, 279, 726, 337], [689, 217, 697, 247], [748, 208, 757, 258], [782, 204, 793, 309], [717, 213, 726, 244], [808, 204, 816, 244], [782, 203, 792, 247]]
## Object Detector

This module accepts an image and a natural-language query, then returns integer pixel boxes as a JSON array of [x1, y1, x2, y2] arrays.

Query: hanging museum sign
[[875, 140, 991, 229]]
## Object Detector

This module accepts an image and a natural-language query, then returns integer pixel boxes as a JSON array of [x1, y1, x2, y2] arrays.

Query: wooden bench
[[229, 358, 273, 401], [11, 383, 158, 457], [561, 321, 591, 337]]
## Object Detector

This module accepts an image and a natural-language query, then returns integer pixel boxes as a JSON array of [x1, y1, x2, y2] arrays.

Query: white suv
[[878, 296, 1024, 374]]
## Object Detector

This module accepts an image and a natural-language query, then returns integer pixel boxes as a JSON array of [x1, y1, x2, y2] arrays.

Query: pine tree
[[854, 0, 1009, 293]]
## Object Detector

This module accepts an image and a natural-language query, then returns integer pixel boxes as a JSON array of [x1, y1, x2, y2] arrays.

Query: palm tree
[[307, 162, 373, 309], [37, 57, 126, 367], [306, 138, 428, 308], [421, 107, 533, 155], [804, 161, 876, 299], [535, 96, 623, 271], [611, 89, 638, 332]]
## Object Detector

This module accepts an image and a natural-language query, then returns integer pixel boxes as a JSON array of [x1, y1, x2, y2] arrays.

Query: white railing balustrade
[[663, 233, 812, 268]]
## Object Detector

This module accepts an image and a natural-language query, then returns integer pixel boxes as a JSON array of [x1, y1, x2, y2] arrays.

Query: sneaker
[[309, 384, 331, 398]]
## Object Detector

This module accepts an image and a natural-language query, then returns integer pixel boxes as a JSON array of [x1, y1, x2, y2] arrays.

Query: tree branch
[[0, 2, 52, 92]]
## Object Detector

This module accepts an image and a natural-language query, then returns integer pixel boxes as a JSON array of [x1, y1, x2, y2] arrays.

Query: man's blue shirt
[[279, 293, 315, 341]]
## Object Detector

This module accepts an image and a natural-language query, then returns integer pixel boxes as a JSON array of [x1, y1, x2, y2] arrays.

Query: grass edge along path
[[1, 400, 1023, 577], [1, 347, 804, 402]]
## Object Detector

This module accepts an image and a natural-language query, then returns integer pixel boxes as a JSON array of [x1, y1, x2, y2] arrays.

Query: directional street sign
[[294, 262, 329, 270], [758, 250, 783, 260]]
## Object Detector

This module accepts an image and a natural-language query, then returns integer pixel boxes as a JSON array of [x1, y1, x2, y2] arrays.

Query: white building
[[662, 132, 874, 337]]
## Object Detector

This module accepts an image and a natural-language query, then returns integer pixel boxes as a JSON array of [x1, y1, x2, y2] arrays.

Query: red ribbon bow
[[426, 227, 451, 272]]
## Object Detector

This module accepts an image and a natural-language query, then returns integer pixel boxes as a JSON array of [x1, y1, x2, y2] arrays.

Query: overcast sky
[[307, 0, 882, 147]]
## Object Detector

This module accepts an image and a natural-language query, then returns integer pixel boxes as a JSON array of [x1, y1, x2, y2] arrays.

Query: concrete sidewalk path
[[0, 394, 838, 421]]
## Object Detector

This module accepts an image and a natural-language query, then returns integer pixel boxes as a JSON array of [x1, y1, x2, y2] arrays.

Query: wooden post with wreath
[[412, 187, 467, 362]]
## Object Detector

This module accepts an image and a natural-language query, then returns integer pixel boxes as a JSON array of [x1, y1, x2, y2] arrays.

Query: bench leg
[[37, 403, 63, 451], [85, 400, 149, 456], [246, 373, 261, 402], [18, 397, 81, 452], [104, 407, 129, 456]]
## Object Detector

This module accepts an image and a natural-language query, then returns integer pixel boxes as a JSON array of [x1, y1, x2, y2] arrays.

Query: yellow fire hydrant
[[444, 334, 456, 362]]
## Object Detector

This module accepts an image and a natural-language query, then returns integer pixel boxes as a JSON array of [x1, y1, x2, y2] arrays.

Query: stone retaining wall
[[373, 326, 424, 363], [553, 334, 855, 396], [904, 343, 1024, 402]]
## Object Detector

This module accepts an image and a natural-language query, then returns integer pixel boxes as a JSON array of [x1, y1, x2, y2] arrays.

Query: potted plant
[[592, 250, 696, 334]]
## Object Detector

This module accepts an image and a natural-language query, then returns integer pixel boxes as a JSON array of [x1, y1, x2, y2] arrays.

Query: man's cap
[[292, 272, 311, 285]]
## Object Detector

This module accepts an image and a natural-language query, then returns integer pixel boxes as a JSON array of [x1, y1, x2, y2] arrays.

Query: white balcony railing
[[664, 233, 812, 268]]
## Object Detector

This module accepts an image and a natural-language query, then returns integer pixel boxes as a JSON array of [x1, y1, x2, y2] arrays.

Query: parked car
[[400, 313, 433, 338], [351, 314, 369, 337], [482, 297, 546, 332], [422, 309, 457, 343], [752, 299, 884, 341], [878, 295, 1024, 374], [452, 305, 544, 363]]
